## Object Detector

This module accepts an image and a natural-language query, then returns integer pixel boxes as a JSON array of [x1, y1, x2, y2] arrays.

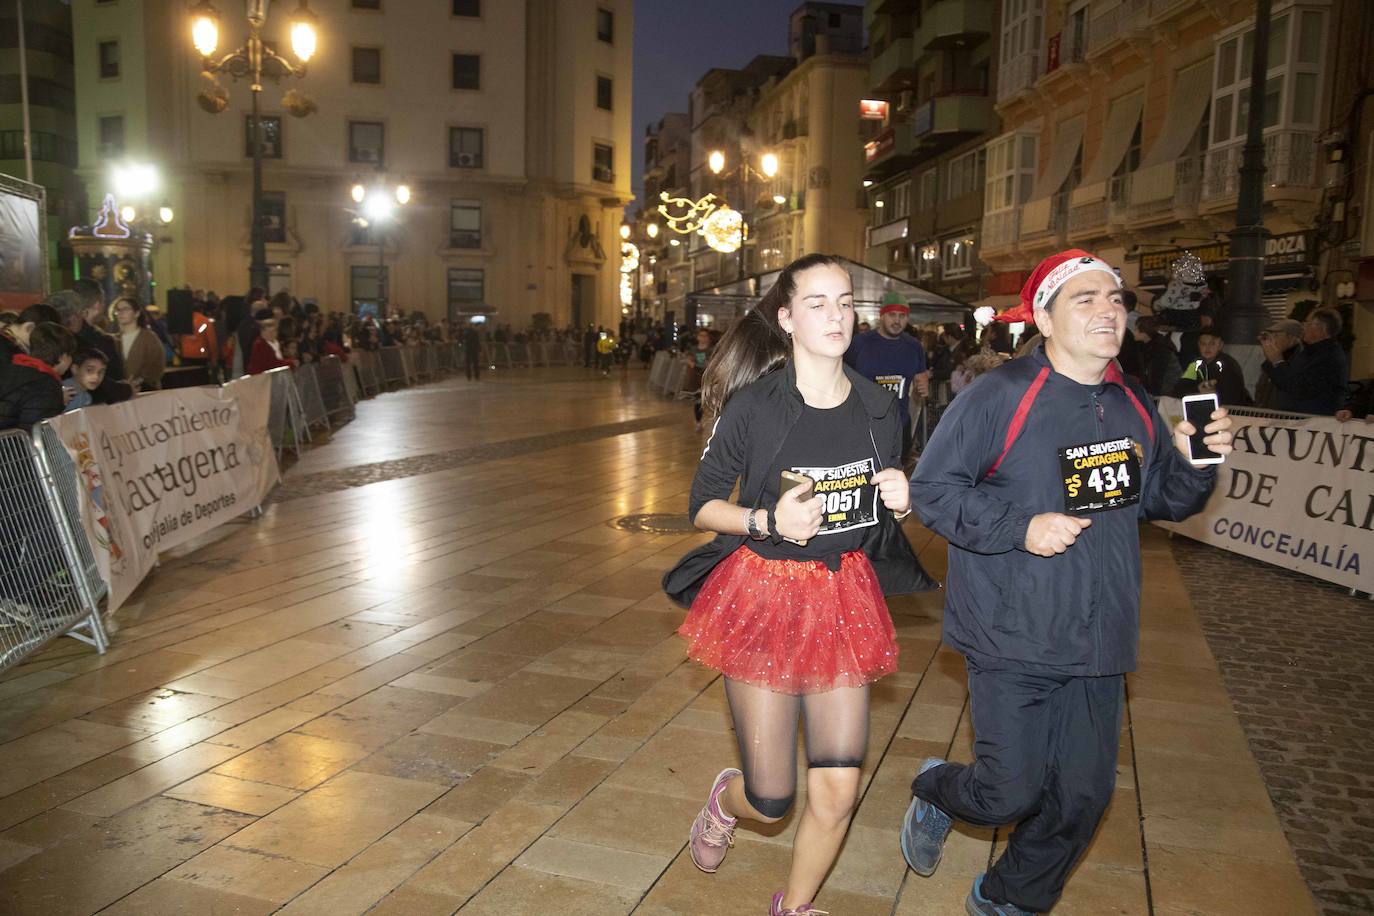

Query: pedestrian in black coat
[[1260, 308, 1349, 415], [0, 323, 78, 431]]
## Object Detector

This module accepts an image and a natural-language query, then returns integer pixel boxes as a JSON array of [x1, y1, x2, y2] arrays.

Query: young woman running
[[665, 253, 931, 915]]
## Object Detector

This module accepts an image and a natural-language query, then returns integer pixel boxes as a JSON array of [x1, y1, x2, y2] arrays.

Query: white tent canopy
[[686, 257, 969, 327]]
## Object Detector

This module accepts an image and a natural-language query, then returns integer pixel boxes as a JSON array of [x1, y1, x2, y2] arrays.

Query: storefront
[[1134, 230, 1318, 320]]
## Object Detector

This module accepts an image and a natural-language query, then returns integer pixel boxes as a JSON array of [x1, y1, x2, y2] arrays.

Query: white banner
[[47, 374, 279, 610], [1155, 398, 1372, 591]]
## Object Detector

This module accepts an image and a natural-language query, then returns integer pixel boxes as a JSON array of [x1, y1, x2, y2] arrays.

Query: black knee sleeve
[[745, 787, 795, 819], [808, 757, 865, 769]]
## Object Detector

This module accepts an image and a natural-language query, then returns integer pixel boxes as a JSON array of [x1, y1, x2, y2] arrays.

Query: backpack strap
[[985, 365, 1050, 479], [1105, 360, 1155, 442]]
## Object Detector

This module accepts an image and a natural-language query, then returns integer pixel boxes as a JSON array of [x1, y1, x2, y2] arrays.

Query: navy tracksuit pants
[[913, 663, 1124, 913]]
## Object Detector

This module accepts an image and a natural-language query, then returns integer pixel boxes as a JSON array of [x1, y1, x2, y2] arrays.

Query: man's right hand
[[775, 482, 823, 541], [1025, 513, 1092, 556]]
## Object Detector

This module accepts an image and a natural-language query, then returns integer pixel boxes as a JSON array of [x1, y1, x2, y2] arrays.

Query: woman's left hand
[[872, 468, 910, 515]]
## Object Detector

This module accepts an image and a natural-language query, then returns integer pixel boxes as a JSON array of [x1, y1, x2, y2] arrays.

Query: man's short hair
[[27, 323, 77, 365], [941, 322, 964, 340], [72, 278, 103, 308], [1310, 308, 1342, 338], [74, 347, 109, 366], [1135, 316, 1161, 337], [45, 290, 85, 322], [18, 303, 61, 325], [1197, 327, 1225, 341]]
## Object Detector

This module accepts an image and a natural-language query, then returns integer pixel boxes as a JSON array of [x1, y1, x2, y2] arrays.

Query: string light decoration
[[700, 207, 745, 254], [619, 240, 640, 307], [657, 191, 719, 234]]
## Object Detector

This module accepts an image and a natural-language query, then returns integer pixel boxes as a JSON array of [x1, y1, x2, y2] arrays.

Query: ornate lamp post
[[189, 0, 319, 293]]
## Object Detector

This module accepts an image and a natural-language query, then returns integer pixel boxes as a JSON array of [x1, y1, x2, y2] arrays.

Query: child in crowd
[[63, 349, 109, 412]]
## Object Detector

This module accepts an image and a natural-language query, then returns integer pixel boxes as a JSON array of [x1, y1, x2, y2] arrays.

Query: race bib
[[874, 374, 906, 400], [1058, 437, 1142, 514], [791, 458, 879, 535]]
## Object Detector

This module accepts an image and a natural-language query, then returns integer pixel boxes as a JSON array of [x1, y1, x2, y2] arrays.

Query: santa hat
[[879, 291, 909, 316], [994, 248, 1119, 325]]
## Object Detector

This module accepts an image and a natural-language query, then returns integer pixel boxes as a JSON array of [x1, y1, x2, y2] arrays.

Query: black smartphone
[[1181, 393, 1223, 464]]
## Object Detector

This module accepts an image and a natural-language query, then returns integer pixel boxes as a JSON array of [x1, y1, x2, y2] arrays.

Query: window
[[983, 132, 1038, 214], [352, 0, 380, 9], [916, 243, 938, 280], [1065, 1, 1087, 63], [596, 8, 614, 43], [351, 265, 388, 314], [998, 0, 1044, 100], [945, 149, 986, 201], [453, 0, 480, 15], [245, 115, 283, 159], [593, 143, 614, 183], [449, 127, 484, 168], [596, 75, 613, 111], [97, 115, 124, 158], [352, 47, 381, 84], [450, 199, 482, 248], [261, 192, 286, 244], [890, 181, 911, 219], [452, 54, 480, 90], [448, 268, 485, 310], [348, 121, 384, 165], [98, 40, 120, 79], [918, 169, 937, 211], [1211, 7, 1327, 146], [941, 236, 974, 278]]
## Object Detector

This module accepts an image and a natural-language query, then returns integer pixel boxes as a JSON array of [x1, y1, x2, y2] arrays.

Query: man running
[[846, 293, 929, 466], [901, 249, 1234, 914]]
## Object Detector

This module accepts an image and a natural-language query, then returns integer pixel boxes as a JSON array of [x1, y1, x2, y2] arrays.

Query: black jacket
[[664, 360, 937, 607], [0, 357, 65, 432], [910, 347, 1216, 676], [1261, 337, 1349, 416], [1172, 351, 1252, 406]]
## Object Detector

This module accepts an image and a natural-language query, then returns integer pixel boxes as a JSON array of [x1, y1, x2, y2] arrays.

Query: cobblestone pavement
[[1170, 537, 1374, 915]]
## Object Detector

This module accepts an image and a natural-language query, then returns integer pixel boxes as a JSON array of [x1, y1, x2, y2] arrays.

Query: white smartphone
[[1180, 393, 1224, 465]]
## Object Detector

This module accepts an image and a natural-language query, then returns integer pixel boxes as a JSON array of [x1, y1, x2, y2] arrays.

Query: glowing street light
[[708, 150, 726, 175], [394, 184, 411, 205], [190, 1, 220, 56], [646, 222, 659, 239], [289, 1, 319, 63], [619, 223, 631, 240], [351, 183, 366, 204], [760, 152, 779, 178]]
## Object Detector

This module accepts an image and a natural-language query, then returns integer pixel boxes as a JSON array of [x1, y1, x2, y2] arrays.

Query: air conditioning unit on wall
[[454, 152, 481, 168], [593, 166, 614, 183]]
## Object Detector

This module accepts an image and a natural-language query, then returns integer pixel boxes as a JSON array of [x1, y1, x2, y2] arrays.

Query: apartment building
[[70, 0, 633, 329]]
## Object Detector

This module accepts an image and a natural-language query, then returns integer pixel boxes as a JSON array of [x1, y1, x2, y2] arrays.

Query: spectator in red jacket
[[246, 310, 294, 374]]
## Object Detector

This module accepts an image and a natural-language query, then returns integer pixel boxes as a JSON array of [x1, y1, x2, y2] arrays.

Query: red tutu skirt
[[677, 547, 898, 694]]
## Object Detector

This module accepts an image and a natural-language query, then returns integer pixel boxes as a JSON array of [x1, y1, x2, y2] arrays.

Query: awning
[[1030, 115, 1085, 200], [686, 257, 968, 325], [1079, 90, 1145, 191], [1141, 59, 1211, 167]]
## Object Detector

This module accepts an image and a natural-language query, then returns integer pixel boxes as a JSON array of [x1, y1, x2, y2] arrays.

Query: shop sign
[[1137, 231, 1314, 285], [865, 127, 895, 164], [859, 99, 889, 121]]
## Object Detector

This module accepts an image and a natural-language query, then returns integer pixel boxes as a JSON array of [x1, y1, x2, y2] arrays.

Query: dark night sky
[[631, 0, 812, 208]]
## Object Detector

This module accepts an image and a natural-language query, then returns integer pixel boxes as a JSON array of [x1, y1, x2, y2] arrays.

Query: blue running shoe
[[900, 757, 953, 876], [965, 873, 1036, 915]]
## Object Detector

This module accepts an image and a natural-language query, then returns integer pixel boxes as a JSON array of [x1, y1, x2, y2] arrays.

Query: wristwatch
[[746, 508, 768, 540]]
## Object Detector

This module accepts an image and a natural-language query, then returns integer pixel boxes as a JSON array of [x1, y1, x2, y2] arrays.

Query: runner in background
[[846, 291, 929, 468]]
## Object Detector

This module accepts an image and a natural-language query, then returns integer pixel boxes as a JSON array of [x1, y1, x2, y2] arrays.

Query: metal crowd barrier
[[379, 347, 408, 388], [648, 350, 672, 390], [266, 366, 311, 458], [293, 364, 331, 433], [0, 428, 108, 674], [314, 356, 356, 424]]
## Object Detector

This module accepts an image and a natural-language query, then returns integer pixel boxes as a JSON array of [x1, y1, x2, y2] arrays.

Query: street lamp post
[[708, 149, 779, 279], [349, 180, 410, 317], [189, 0, 318, 294]]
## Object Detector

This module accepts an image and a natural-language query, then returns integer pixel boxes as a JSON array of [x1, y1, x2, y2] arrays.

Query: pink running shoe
[[769, 891, 829, 915], [689, 767, 740, 873]]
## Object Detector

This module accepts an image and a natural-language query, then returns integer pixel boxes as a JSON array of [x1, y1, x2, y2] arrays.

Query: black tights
[[724, 678, 870, 819]]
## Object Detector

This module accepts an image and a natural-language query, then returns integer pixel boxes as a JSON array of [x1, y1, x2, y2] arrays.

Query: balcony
[[863, 121, 917, 177], [1087, 0, 1150, 56], [912, 95, 995, 147], [1127, 156, 1204, 224], [1068, 175, 1134, 238], [982, 209, 1021, 253], [997, 52, 1040, 104], [1201, 130, 1319, 203], [871, 36, 916, 91], [1018, 191, 1070, 247], [0, 130, 78, 168], [867, 217, 910, 249], [918, 0, 994, 51]]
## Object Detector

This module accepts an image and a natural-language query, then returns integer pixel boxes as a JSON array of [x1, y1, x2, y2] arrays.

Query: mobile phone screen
[[1184, 395, 1220, 462]]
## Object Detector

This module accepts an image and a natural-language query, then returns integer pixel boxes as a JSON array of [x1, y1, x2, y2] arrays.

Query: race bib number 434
[[1058, 437, 1142, 514]]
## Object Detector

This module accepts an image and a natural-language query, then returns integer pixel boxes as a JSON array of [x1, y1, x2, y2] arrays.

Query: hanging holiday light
[[700, 206, 745, 254]]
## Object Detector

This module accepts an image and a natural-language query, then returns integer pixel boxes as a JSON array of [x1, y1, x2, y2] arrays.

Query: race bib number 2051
[[1058, 437, 1142, 514]]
